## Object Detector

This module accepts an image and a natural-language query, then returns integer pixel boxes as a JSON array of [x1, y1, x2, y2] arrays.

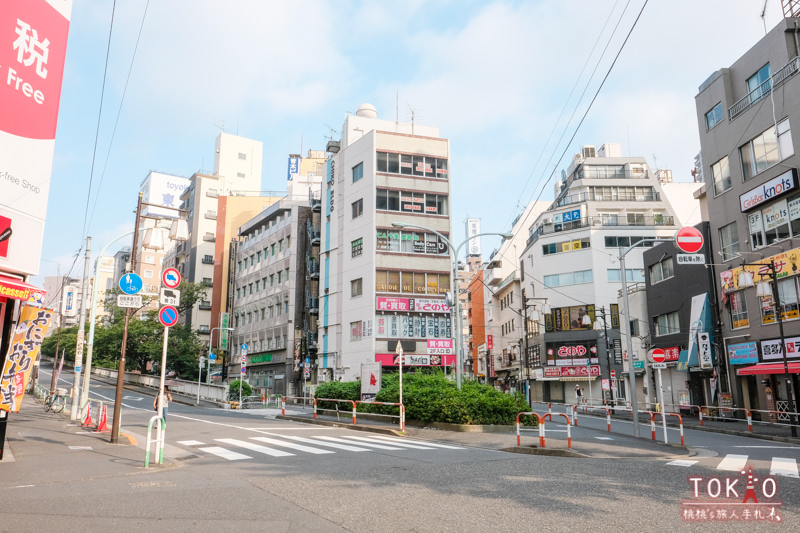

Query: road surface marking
[[282, 435, 371, 451], [594, 437, 614, 440], [313, 436, 403, 450], [198, 446, 251, 460], [732, 445, 800, 449], [770, 457, 799, 478], [717, 454, 748, 471], [341, 436, 437, 450], [216, 438, 295, 457], [370, 435, 464, 449], [667, 460, 698, 467], [250, 436, 334, 455], [177, 440, 205, 446]]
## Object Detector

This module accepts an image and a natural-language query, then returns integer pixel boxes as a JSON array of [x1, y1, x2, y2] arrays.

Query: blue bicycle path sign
[[119, 272, 143, 295]]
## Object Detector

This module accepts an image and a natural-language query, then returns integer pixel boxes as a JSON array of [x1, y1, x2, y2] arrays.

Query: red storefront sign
[[664, 346, 680, 362], [543, 365, 601, 378]]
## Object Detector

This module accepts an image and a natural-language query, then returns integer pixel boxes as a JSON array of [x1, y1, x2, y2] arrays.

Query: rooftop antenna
[[214, 120, 225, 132], [323, 123, 339, 141], [396, 92, 399, 126], [407, 103, 416, 135]]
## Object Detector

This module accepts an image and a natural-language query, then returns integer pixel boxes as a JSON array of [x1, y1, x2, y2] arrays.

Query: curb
[[276, 415, 405, 436]]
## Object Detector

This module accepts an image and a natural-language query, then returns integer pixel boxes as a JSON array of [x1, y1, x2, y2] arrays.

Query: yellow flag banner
[[0, 306, 54, 413]]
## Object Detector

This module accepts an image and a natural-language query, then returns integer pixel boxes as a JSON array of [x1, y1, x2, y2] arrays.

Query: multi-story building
[[230, 198, 316, 396], [520, 143, 680, 404], [318, 104, 452, 382], [165, 133, 267, 342], [481, 201, 548, 400], [694, 15, 800, 417]]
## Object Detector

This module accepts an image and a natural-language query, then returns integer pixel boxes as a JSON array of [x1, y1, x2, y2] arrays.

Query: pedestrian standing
[[154, 386, 173, 423], [575, 384, 583, 405]]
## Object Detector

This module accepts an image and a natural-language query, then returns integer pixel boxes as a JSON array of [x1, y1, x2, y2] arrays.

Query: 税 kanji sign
[[674, 226, 704, 254]]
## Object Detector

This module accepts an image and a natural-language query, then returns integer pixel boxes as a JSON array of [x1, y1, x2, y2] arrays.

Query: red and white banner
[[375, 353, 456, 367], [543, 365, 601, 378], [427, 339, 453, 355], [0, 0, 72, 276]]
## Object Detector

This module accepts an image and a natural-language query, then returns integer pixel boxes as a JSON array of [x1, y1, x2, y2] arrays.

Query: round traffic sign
[[610, 370, 616, 378], [650, 348, 666, 364], [158, 305, 179, 327], [162, 267, 181, 289], [674, 226, 704, 254], [119, 272, 143, 295]]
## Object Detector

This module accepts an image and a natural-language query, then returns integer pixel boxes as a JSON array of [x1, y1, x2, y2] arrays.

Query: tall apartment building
[[165, 133, 266, 340], [695, 16, 800, 415], [520, 143, 680, 404], [318, 104, 452, 382]]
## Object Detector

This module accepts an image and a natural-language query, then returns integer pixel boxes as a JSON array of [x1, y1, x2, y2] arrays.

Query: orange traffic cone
[[96, 404, 109, 432], [82, 401, 93, 427]]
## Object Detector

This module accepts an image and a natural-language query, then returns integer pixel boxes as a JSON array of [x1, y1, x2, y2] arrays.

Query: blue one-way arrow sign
[[119, 272, 143, 295]]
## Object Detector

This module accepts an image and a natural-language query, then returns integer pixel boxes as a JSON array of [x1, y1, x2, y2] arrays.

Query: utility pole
[[69, 237, 91, 421]]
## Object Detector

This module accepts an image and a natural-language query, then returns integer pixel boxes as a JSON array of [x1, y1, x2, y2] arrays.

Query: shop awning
[[737, 362, 800, 375], [0, 275, 47, 306]]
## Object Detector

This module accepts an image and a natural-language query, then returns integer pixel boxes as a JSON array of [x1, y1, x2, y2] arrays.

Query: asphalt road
[[2, 368, 797, 532]]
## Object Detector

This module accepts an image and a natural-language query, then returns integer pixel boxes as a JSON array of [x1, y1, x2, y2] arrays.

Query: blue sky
[[38, 0, 785, 282]]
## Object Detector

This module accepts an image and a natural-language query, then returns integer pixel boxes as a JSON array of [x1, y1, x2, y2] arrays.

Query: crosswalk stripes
[[176, 435, 465, 462], [667, 454, 799, 478]]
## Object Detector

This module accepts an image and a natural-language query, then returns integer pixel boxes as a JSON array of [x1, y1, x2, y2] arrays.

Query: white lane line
[[770, 457, 799, 478], [341, 436, 436, 450], [369, 435, 464, 449], [216, 438, 295, 457], [313, 435, 403, 450], [667, 459, 699, 467], [717, 454, 749, 471], [281, 435, 370, 452], [198, 446, 251, 461], [177, 440, 205, 446], [732, 446, 800, 449], [250, 437, 334, 455]]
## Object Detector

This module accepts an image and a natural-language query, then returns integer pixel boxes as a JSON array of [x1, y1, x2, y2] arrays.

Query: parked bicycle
[[43, 388, 68, 413]]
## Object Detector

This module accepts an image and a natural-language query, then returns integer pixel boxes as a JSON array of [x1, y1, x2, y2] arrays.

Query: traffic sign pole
[[657, 366, 667, 444]]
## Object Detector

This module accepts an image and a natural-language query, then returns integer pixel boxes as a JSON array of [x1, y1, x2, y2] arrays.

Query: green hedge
[[314, 371, 532, 426]]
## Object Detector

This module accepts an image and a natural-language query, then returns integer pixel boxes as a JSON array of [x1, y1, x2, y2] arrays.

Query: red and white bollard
[[746, 410, 753, 432]]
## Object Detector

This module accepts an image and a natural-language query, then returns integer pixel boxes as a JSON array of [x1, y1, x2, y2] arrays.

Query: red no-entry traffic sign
[[674, 227, 704, 254], [158, 305, 179, 327], [651, 348, 666, 364]]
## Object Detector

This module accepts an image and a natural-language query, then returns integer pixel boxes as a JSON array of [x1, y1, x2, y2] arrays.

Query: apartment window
[[352, 198, 363, 219], [705, 102, 724, 131], [729, 290, 749, 329], [285, 268, 289, 282], [351, 237, 363, 258], [270, 274, 275, 287], [286, 236, 291, 249], [748, 200, 792, 250], [236, 288, 241, 299], [541, 238, 591, 255], [255, 280, 260, 292], [277, 271, 282, 283], [604, 236, 653, 248], [261, 308, 265, 320], [601, 214, 619, 226], [271, 243, 276, 255], [268, 305, 273, 318], [249, 283, 253, 295], [653, 311, 680, 336], [202, 277, 212, 286], [543, 269, 593, 288], [237, 172, 245, 178], [375, 189, 447, 216], [278, 239, 283, 252], [144, 255, 155, 265], [144, 269, 153, 278], [746, 63, 771, 105], [285, 301, 289, 314], [607, 269, 645, 283], [257, 251, 261, 262], [238, 152, 247, 160], [761, 277, 800, 324], [627, 213, 646, 225], [740, 120, 793, 181], [352, 162, 364, 182], [350, 321, 363, 341], [649, 257, 675, 284], [719, 222, 740, 261], [711, 156, 731, 196], [351, 278, 363, 297], [376, 152, 448, 179]]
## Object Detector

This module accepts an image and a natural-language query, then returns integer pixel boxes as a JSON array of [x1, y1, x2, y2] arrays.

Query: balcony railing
[[526, 215, 675, 247], [729, 56, 800, 120], [206, 189, 219, 198], [306, 256, 319, 278], [203, 232, 216, 242], [198, 301, 212, 310], [205, 210, 217, 220], [307, 220, 320, 245], [556, 191, 660, 207], [309, 189, 322, 211]]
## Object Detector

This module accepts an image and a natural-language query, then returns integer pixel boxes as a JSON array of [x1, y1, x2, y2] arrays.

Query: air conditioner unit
[[542, 218, 552, 225]]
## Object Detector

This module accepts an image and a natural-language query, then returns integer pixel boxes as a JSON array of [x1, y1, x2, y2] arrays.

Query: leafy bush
[[228, 380, 253, 399], [314, 371, 532, 425]]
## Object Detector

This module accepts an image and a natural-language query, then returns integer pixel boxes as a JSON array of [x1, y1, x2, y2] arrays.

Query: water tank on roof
[[356, 103, 378, 118]]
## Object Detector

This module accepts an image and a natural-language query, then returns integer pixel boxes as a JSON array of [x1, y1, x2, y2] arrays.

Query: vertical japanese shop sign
[[1, 305, 54, 412], [0, 0, 73, 276]]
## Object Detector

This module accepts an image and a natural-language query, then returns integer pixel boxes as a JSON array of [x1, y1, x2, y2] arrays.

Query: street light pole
[[69, 237, 91, 421], [619, 237, 672, 438], [392, 222, 512, 389], [521, 289, 548, 405], [201, 326, 234, 404]]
